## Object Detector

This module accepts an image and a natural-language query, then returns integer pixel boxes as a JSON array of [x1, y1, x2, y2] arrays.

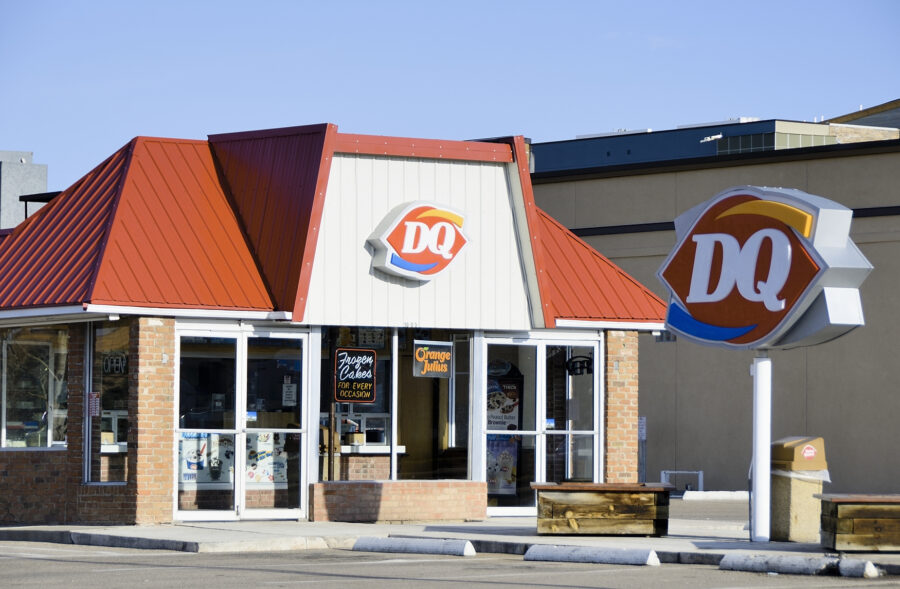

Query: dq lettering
[[401, 221, 457, 259], [686, 229, 792, 312]]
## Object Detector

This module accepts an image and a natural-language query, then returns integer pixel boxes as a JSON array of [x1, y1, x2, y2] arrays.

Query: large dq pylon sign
[[657, 186, 872, 350]]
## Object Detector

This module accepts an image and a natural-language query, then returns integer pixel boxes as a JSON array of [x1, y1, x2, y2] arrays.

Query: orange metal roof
[[0, 137, 273, 311], [0, 144, 129, 308], [532, 207, 667, 326], [0, 124, 664, 327]]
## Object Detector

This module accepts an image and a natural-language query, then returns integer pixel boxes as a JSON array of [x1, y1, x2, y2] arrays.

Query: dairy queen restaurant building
[[0, 124, 665, 524]]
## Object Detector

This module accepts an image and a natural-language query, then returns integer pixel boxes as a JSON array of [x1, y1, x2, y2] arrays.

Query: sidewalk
[[0, 498, 897, 576]]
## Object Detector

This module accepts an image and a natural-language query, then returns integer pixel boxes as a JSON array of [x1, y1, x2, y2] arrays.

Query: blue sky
[[2, 1, 899, 190]]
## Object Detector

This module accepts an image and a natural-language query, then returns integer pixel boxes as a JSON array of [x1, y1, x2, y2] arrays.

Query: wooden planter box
[[531, 482, 672, 536], [819, 494, 900, 552]]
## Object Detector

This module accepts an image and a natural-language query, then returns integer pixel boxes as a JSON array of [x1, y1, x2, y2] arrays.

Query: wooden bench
[[818, 494, 900, 552], [531, 482, 673, 536]]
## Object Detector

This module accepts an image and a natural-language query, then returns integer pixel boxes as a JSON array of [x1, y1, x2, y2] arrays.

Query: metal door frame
[[173, 322, 312, 521]]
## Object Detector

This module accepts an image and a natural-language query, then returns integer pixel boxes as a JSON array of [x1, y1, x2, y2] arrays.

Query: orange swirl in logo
[[716, 201, 812, 238]]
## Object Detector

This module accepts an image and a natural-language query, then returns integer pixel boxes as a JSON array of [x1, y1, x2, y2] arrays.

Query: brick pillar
[[604, 330, 639, 483], [65, 323, 87, 522], [132, 317, 176, 523]]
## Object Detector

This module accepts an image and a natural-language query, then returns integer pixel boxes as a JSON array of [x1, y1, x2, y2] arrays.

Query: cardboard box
[[771, 436, 827, 471]]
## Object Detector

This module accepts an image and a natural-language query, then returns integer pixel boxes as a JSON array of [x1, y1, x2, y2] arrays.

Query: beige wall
[[533, 148, 900, 493]]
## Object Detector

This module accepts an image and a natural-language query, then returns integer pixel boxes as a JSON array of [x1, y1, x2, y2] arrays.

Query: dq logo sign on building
[[658, 186, 871, 350], [368, 201, 468, 281]]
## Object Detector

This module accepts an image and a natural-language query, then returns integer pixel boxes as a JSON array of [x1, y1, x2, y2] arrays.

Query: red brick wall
[[0, 449, 70, 523], [0, 324, 85, 524], [605, 330, 639, 483], [0, 317, 177, 525], [74, 317, 176, 524], [309, 480, 486, 522], [340, 454, 391, 480]]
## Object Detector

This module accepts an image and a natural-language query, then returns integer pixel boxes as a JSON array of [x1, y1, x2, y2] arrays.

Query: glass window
[[179, 337, 236, 430], [451, 335, 470, 449], [1, 326, 69, 448], [486, 344, 537, 507], [245, 337, 303, 510], [88, 321, 130, 482], [247, 337, 302, 429], [546, 433, 594, 482], [178, 336, 237, 512], [545, 346, 594, 431]]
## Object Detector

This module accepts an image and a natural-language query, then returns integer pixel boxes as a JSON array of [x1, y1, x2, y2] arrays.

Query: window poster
[[179, 432, 234, 485], [486, 377, 521, 430], [246, 431, 288, 485], [486, 434, 518, 495]]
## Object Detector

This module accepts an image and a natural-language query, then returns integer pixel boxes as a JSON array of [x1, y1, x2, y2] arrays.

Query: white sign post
[[751, 353, 772, 541], [657, 186, 871, 542]]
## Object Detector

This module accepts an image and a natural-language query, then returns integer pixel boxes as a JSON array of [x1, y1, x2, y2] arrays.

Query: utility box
[[770, 436, 828, 542]]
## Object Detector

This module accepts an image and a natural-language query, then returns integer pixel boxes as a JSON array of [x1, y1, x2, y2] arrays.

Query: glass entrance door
[[176, 331, 307, 521], [242, 336, 303, 518], [483, 338, 601, 516], [485, 343, 538, 511], [178, 336, 237, 517]]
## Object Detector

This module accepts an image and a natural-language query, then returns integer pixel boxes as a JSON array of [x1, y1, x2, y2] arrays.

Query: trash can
[[770, 436, 829, 542]]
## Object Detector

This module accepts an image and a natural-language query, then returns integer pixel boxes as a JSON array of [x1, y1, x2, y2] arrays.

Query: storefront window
[[88, 321, 130, 482], [318, 327, 471, 481], [320, 329, 386, 433], [399, 330, 469, 480], [1, 326, 69, 448]]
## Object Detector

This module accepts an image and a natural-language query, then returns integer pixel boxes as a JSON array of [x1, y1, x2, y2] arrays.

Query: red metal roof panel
[[209, 124, 335, 315], [334, 133, 514, 162]]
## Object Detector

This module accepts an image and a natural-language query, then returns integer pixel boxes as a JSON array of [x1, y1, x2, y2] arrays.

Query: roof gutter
[[0, 304, 292, 326], [554, 319, 666, 332]]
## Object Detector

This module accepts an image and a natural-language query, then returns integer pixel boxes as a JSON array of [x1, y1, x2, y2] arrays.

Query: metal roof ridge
[[82, 138, 140, 304], [208, 123, 333, 143]]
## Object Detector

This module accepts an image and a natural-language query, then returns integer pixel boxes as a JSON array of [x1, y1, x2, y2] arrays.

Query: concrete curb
[[719, 553, 838, 575], [682, 491, 749, 501], [70, 532, 199, 552], [353, 537, 476, 556], [839, 559, 881, 579], [524, 545, 660, 566]]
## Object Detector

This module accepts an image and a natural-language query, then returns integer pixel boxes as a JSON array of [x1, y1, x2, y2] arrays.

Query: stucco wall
[[533, 148, 900, 493]]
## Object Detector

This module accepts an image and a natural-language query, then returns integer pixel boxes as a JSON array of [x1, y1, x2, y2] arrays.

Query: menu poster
[[246, 432, 288, 485], [334, 348, 376, 403], [179, 432, 234, 485], [486, 434, 518, 495], [486, 378, 521, 431]]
